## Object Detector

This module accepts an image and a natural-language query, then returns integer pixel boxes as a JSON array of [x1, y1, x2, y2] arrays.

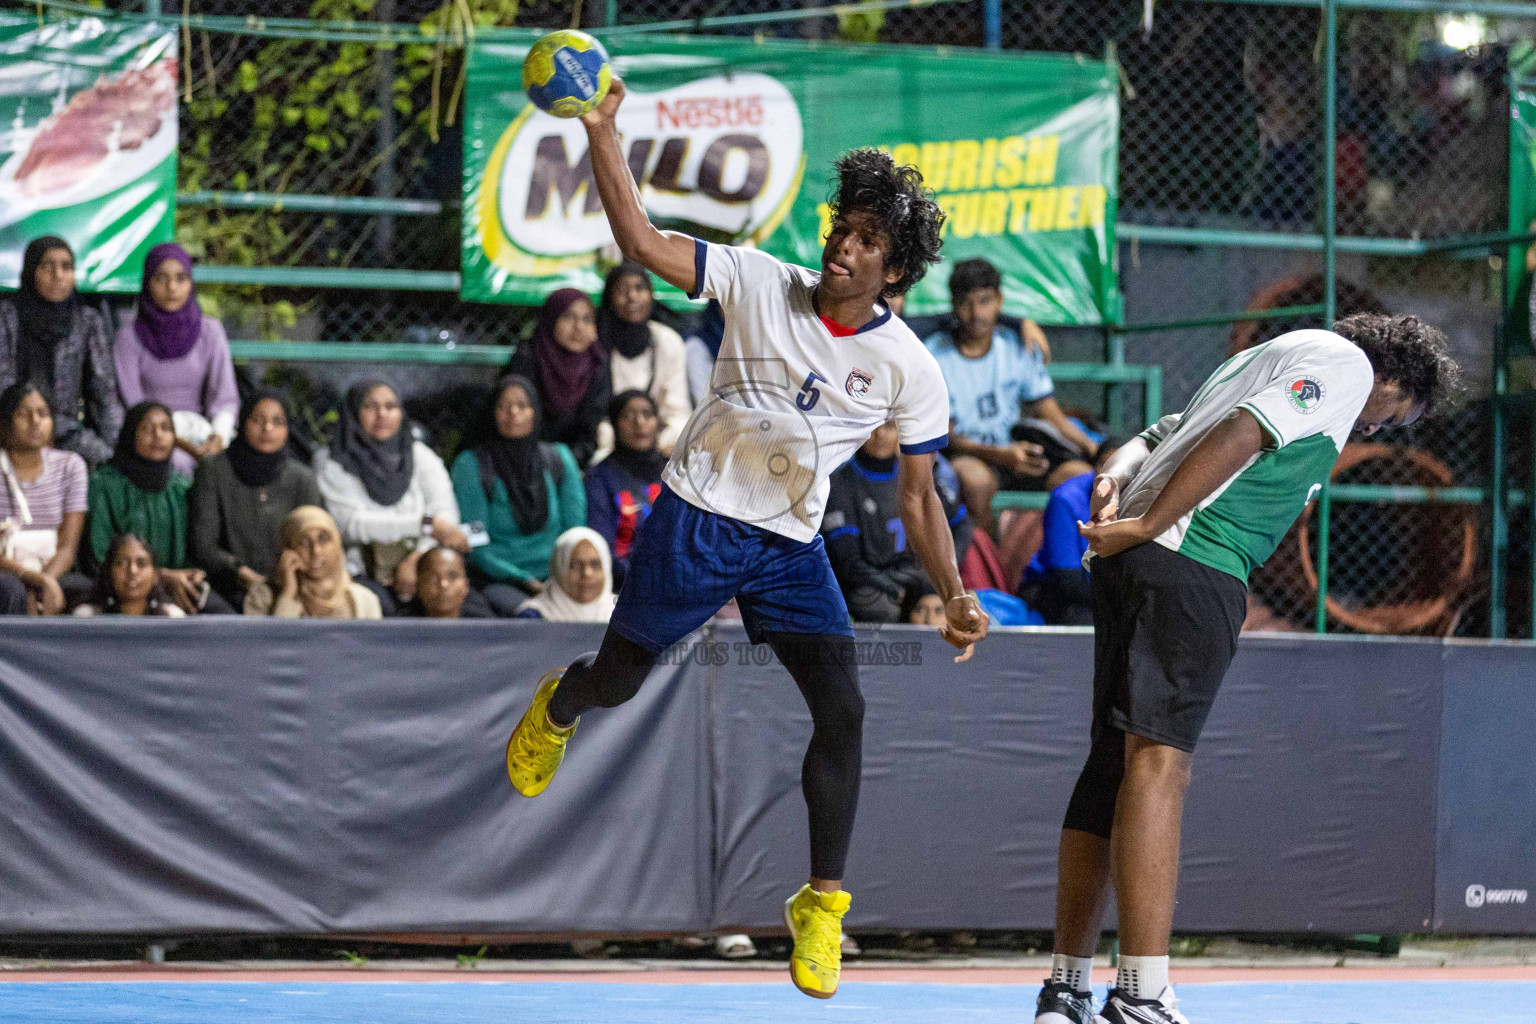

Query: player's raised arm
[[898, 450, 989, 662], [580, 79, 699, 294]]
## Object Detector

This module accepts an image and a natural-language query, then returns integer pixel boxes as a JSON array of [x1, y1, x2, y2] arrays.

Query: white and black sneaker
[[1034, 979, 1102, 1024], [1099, 985, 1189, 1024]]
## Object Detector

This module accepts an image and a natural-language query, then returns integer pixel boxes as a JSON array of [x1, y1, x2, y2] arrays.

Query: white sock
[[1050, 953, 1093, 993], [1115, 954, 1169, 1000]]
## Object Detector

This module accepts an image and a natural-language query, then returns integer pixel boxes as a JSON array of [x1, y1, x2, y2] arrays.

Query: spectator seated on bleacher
[[244, 505, 382, 619], [190, 388, 323, 610], [922, 258, 1097, 535], [451, 375, 585, 617], [394, 547, 493, 619], [0, 236, 122, 467], [593, 262, 692, 462], [584, 389, 667, 591], [0, 382, 90, 614], [683, 299, 724, 409], [903, 583, 947, 627], [1019, 436, 1124, 625], [515, 526, 615, 622], [114, 243, 239, 480], [821, 420, 972, 624], [508, 289, 612, 470], [87, 401, 231, 615], [73, 532, 184, 617], [314, 381, 465, 616]]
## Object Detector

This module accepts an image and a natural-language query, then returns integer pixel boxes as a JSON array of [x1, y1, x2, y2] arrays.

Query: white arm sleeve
[[1139, 413, 1182, 448]]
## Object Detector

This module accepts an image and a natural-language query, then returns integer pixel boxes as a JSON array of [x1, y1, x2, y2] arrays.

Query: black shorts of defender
[[1063, 541, 1247, 840]]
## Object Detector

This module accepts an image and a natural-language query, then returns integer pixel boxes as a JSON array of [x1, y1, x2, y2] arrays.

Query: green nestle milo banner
[[0, 15, 178, 293], [463, 37, 1118, 323]]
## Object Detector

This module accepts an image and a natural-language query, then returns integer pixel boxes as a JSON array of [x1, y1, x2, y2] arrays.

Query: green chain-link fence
[[41, 0, 1535, 635]]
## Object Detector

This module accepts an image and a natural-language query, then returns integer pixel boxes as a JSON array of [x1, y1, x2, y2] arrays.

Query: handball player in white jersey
[[505, 77, 989, 1000]]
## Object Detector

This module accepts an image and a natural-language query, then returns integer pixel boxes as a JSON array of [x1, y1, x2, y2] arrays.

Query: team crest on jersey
[[1288, 376, 1325, 415], [846, 368, 874, 398]]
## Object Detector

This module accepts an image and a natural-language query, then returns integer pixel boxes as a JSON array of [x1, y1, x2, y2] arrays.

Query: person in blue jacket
[[1020, 436, 1123, 624]]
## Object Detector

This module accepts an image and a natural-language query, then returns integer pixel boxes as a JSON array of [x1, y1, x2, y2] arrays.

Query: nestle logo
[[656, 96, 763, 130], [1465, 884, 1528, 908]]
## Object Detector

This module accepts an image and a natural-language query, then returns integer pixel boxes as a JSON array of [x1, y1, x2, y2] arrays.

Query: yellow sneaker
[[782, 883, 851, 999], [506, 669, 576, 797]]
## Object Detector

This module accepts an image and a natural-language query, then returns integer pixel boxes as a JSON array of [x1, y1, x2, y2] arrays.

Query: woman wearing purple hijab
[[114, 243, 240, 479], [507, 288, 612, 469]]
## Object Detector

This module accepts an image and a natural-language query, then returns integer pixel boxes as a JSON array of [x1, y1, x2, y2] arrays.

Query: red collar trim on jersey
[[819, 313, 858, 337], [812, 290, 893, 336]]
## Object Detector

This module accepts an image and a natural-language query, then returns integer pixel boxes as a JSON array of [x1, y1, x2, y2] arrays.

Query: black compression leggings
[[548, 628, 865, 881]]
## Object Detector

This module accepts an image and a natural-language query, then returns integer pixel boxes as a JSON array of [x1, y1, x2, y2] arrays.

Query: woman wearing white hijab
[[515, 526, 614, 622]]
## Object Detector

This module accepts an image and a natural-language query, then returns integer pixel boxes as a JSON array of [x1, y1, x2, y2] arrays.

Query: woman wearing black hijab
[[450, 374, 586, 616], [0, 237, 123, 466], [313, 380, 466, 610], [592, 262, 692, 463], [584, 390, 669, 591], [86, 401, 233, 614], [190, 388, 324, 607]]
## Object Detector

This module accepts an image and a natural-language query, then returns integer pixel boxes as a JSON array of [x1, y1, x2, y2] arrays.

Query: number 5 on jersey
[[797, 371, 829, 411]]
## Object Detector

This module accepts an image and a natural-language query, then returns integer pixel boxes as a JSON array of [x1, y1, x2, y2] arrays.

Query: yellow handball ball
[[522, 30, 613, 119]]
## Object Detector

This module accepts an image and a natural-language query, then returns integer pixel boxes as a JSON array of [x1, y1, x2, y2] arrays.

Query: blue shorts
[[609, 486, 855, 653]]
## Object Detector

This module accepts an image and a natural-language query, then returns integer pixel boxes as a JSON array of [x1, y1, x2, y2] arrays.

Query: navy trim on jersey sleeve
[[900, 434, 949, 455], [687, 238, 707, 300]]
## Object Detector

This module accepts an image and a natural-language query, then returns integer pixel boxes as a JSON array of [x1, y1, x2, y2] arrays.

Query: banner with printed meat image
[[462, 37, 1118, 323], [0, 15, 177, 292]]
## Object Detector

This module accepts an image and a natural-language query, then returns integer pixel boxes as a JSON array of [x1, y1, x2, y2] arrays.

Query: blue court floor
[[0, 980, 1529, 1024]]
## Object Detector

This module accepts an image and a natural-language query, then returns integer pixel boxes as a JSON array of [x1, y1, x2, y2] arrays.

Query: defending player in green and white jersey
[[1033, 315, 1460, 1024]]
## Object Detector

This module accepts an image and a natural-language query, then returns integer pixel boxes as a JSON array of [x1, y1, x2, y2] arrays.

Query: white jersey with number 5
[[663, 239, 951, 543]]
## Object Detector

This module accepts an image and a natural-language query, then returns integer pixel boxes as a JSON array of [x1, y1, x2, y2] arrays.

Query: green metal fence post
[[1492, 356, 1508, 637], [1315, 0, 1338, 634], [144, 0, 160, 15], [1106, 326, 1126, 432], [605, 0, 618, 26], [1493, 62, 1521, 637], [374, 0, 398, 261]]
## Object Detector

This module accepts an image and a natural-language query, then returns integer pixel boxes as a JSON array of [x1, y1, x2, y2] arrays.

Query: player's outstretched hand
[[580, 75, 626, 129], [1077, 515, 1152, 559], [940, 591, 989, 663], [1088, 474, 1119, 524]]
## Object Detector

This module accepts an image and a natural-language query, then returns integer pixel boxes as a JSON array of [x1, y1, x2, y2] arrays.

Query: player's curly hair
[[828, 148, 945, 298], [1332, 313, 1461, 417]]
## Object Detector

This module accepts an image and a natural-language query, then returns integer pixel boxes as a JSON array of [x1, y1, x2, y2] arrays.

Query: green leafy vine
[[175, 0, 521, 336]]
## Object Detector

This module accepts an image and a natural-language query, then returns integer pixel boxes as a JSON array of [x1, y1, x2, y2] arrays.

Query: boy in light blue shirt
[[924, 258, 1098, 533]]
